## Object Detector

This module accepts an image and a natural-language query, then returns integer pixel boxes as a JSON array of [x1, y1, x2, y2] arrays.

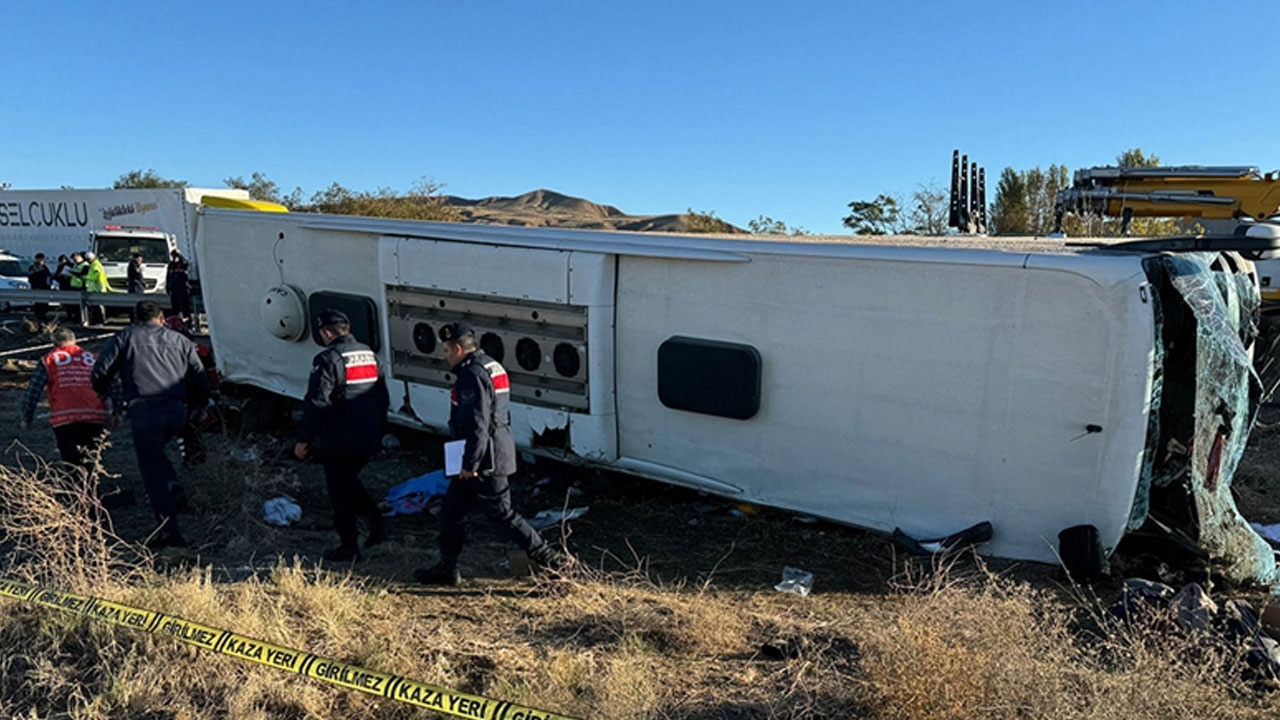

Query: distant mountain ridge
[[439, 189, 742, 233]]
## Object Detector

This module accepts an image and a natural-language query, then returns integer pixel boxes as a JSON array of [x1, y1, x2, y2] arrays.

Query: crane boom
[[1055, 165, 1280, 233]]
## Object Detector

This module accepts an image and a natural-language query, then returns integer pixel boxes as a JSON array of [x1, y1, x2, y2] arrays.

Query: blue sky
[[1, 1, 1275, 233]]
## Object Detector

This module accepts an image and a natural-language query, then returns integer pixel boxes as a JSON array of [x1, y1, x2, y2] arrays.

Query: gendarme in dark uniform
[[414, 321, 550, 586], [92, 301, 210, 548], [294, 309, 389, 561]]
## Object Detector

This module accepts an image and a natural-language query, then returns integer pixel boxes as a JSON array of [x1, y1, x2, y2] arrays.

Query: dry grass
[[0, 442, 1278, 718], [857, 556, 1274, 720]]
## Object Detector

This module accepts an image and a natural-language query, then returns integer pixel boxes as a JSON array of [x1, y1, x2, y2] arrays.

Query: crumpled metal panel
[[1128, 275, 1165, 531], [1163, 254, 1277, 589]]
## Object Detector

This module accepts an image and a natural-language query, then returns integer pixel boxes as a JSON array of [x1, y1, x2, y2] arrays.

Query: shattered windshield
[[1162, 253, 1276, 589]]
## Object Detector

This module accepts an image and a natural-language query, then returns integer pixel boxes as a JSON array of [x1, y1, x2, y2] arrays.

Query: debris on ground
[[528, 506, 589, 530], [230, 446, 262, 462], [263, 496, 302, 527], [891, 521, 993, 557], [381, 470, 449, 517], [1110, 578, 1280, 681], [774, 566, 814, 597], [1251, 522, 1280, 546], [759, 636, 811, 660], [1, 359, 35, 373]]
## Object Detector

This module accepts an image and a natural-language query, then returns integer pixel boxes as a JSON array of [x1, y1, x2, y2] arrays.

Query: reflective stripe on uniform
[[341, 351, 378, 385], [483, 361, 510, 394]]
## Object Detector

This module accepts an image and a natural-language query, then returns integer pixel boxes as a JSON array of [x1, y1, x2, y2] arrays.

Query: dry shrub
[[858, 557, 1274, 720], [532, 564, 753, 658], [0, 442, 148, 591]]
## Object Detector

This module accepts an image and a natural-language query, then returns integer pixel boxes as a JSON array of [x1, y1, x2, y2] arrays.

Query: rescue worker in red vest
[[414, 322, 558, 586], [21, 328, 136, 508], [293, 309, 390, 562], [22, 327, 109, 467], [92, 301, 210, 548]]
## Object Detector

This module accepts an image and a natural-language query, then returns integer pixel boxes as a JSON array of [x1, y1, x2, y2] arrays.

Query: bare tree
[[906, 184, 949, 235]]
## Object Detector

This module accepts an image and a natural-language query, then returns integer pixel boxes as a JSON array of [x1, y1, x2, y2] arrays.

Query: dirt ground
[[5, 313, 1280, 718]]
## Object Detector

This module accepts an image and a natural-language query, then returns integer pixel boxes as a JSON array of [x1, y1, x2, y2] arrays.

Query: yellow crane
[[1054, 165, 1280, 234]]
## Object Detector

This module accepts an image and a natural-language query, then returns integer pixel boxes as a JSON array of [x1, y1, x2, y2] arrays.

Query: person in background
[[66, 252, 87, 324], [54, 255, 73, 289], [166, 250, 191, 325], [83, 251, 112, 325], [294, 309, 389, 562], [26, 253, 53, 323], [92, 301, 210, 548], [127, 252, 146, 295], [21, 327, 133, 508]]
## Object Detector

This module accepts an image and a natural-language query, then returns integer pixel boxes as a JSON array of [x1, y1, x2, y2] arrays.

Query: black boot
[[530, 546, 573, 577], [414, 561, 461, 586]]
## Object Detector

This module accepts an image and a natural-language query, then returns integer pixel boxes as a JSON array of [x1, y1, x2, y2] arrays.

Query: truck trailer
[[0, 188, 281, 293], [195, 208, 1279, 588]]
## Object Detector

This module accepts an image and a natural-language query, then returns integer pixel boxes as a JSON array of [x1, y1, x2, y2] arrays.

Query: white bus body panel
[[197, 210, 1159, 565], [614, 253, 1154, 562]]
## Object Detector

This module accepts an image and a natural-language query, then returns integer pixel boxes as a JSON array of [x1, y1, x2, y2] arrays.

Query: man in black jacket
[[166, 250, 191, 323], [26, 253, 53, 323], [127, 253, 145, 294], [92, 301, 210, 548], [414, 322, 552, 586], [294, 309, 389, 561]]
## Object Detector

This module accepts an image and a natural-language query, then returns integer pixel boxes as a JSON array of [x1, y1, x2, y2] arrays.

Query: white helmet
[[85, 252, 96, 260]]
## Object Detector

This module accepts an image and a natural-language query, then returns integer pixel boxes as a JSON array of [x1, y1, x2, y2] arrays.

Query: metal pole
[[949, 150, 961, 229]]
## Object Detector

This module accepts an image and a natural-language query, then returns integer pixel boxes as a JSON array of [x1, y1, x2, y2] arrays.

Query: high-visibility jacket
[[42, 345, 108, 427], [85, 259, 111, 292], [69, 262, 88, 289]]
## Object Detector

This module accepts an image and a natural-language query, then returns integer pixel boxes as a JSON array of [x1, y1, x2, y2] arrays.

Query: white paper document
[[444, 440, 466, 477]]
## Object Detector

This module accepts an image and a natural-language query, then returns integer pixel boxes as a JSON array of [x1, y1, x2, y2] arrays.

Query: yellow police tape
[[0, 577, 580, 720]]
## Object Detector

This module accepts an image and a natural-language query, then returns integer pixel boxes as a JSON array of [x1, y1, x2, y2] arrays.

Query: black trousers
[[130, 399, 186, 535], [322, 452, 381, 548], [169, 289, 192, 317], [438, 473, 546, 566], [52, 422, 105, 470]]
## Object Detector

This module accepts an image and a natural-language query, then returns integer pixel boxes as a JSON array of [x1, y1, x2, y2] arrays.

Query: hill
[[440, 189, 744, 233]]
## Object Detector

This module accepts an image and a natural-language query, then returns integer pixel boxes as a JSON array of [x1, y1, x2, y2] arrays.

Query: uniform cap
[[437, 321, 475, 343], [316, 309, 350, 327]]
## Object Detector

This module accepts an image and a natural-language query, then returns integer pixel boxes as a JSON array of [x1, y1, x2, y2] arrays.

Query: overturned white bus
[[194, 209, 1280, 588]]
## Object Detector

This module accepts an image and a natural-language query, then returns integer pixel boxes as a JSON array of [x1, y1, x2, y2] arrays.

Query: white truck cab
[[91, 226, 175, 293]]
